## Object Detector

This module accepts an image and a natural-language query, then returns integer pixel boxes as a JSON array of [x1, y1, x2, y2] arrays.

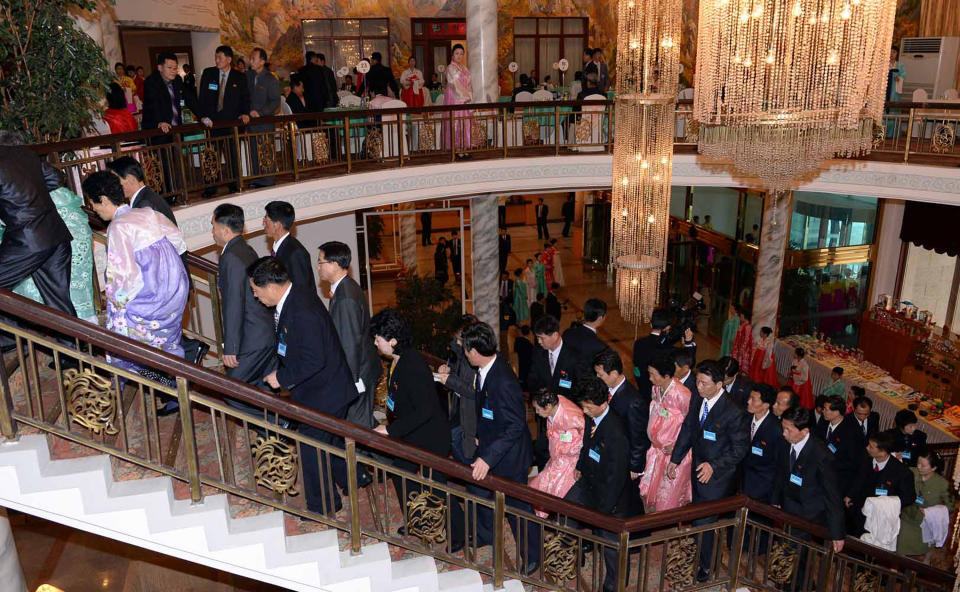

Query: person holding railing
[[528, 387, 583, 519], [196, 45, 250, 197], [741, 383, 785, 554], [443, 44, 472, 159], [245, 47, 280, 188], [639, 353, 692, 511], [436, 314, 481, 464]]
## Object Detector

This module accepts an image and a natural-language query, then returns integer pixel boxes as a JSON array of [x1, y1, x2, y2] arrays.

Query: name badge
[[179, 99, 185, 107], [703, 430, 717, 441], [916, 495, 925, 505], [277, 342, 287, 356], [902, 451, 911, 460], [588, 448, 601, 462], [559, 431, 573, 443], [208, 82, 218, 91], [481, 407, 494, 420], [751, 446, 763, 456], [875, 488, 888, 496], [659, 408, 670, 418], [385, 396, 395, 411], [790, 474, 803, 486], [559, 378, 573, 389], [828, 443, 837, 454]]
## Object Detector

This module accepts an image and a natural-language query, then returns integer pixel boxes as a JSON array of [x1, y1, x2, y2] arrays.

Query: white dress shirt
[[330, 273, 347, 297], [751, 411, 769, 439], [699, 389, 723, 422], [272, 232, 289, 254], [873, 456, 890, 472], [478, 355, 497, 391], [130, 185, 147, 208], [275, 283, 293, 320], [791, 432, 810, 460], [548, 341, 563, 374]]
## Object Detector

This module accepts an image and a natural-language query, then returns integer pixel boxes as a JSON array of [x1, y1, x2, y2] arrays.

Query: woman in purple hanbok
[[82, 172, 190, 376], [444, 44, 472, 157]]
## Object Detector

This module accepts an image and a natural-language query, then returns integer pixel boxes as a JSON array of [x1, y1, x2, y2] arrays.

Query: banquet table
[[775, 335, 960, 443]]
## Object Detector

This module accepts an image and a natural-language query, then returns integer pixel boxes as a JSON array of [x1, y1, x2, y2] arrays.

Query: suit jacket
[[385, 348, 449, 457], [562, 323, 607, 364], [724, 374, 753, 410], [771, 436, 845, 541], [514, 337, 533, 386], [366, 62, 399, 97], [274, 285, 357, 416], [330, 275, 382, 428], [0, 146, 71, 250], [449, 238, 462, 269], [498, 234, 511, 262], [847, 454, 916, 516], [545, 293, 562, 320], [681, 370, 700, 400], [298, 63, 329, 113], [576, 409, 639, 516], [742, 412, 785, 503], [140, 71, 200, 132], [197, 66, 250, 121], [131, 186, 176, 225], [632, 332, 675, 395], [274, 234, 316, 296], [851, 411, 881, 440], [320, 65, 338, 108], [608, 379, 651, 474], [527, 341, 582, 399], [584, 61, 610, 91], [671, 392, 749, 499], [881, 427, 927, 467], [475, 355, 532, 482], [443, 340, 479, 457], [218, 236, 275, 356], [246, 68, 280, 133], [813, 415, 864, 478], [535, 204, 549, 221], [562, 200, 575, 221]]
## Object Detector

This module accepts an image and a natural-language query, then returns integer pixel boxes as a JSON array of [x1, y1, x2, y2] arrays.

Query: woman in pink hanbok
[[443, 44, 472, 157], [639, 354, 693, 512], [528, 390, 584, 518]]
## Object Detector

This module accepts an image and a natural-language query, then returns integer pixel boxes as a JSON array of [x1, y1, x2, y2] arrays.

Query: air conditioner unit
[[900, 37, 960, 99]]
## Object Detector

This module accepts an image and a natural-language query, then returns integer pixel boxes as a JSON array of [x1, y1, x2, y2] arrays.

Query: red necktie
[[873, 464, 879, 472], [270, 248, 276, 257]]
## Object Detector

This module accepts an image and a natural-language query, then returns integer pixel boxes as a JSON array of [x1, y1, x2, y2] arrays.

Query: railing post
[[493, 491, 505, 588], [728, 506, 749, 591], [0, 348, 19, 441], [344, 116, 352, 173], [502, 107, 509, 159], [232, 125, 244, 192], [615, 530, 629, 592], [450, 109, 457, 162], [176, 377, 203, 503], [904, 107, 915, 163], [175, 133, 190, 205], [555, 105, 561, 155], [207, 270, 223, 362], [288, 121, 300, 181], [345, 438, 362, 555], [397, 113, 404, 167], [606, 103, 614, 152]]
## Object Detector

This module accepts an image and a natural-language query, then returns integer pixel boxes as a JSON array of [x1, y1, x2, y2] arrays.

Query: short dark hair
[[782, 406, 813, 431], [213, 203, 245, 234], [583, 298, 607, 322], [852, 393, 871, 409], [593, 347, 622, 374], [648, 353, 674, 378], [264, 201, 295, 230], [317, 53, 326, 61], [918, 450, 943, 472], [894, 409, 918, 430], [106, 156, 144, 182], [115, 62, 125, 70], [461, 321, 498, 356], [794, 347, 805, 358], [216, 45, 234, 59], [252, 47, 267, 62], [592, 48, 603, 57], [533, 314, 560, 336], [369, 307, 412, 349], [718, 356, 739, 378], [825, 394, 845, 413], [815, 394, 829, 409], [532, 388, 559, 409], [319, 241, 351, 270], [106, 82, 127, 110], [753, 383, 777, 407], [82, 171, 126, 207], [247, 256, 288, 286], [371, 51, 382, 62], [832, 366, 844, 376], [577, 376, 608, 406], [452, 44, 464, 52], [777, 386, 800, 411], [650, 308, 670, 330], [869, 431, 895, 454], [672, 348, 694, 370], [696, 360, 724, 384], [584, 47, 593, 55], [183, 63, 192, 73], [760, 326, 773, 337], [125, 65, 135, 75], [157, 52, 177, 66], [305, 51, 316, 62]]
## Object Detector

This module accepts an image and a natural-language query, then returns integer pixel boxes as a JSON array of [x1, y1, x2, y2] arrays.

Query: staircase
[[0, 433, 523, 592]]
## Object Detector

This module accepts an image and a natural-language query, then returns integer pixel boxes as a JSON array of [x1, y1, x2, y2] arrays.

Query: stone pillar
[[752, 191, 793, 334], [466, 0, 499, 104], [869, 199, 905, 305], [0, 509, 26, 592], [398, 202, 419, 275], [471, 194, 500, 340]]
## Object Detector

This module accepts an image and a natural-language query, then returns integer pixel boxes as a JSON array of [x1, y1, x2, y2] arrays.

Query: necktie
[[270, 248, 276, 257], [863, 421, 868, 436], [167, 81, 179, 125], [750, 420, 757, 440], [608, 388, 614, 403], [474, 370, 481, 392], [590, 423, 597, 438], [549, 350, 556, 374], [217, 71, 226, 112], [699, 401, 709, 428], [827, 426, 833, 441], [790, 447, 797, 470], [273, 308, 280, 330], [873, 463, 879, 472]]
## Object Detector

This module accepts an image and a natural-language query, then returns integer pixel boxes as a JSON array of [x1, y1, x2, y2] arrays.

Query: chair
[[945, 89, 959, 100], [280, 96, 293, 116], [376, 99, 408, 158], [573, 94, 608, 152], [912, 88, 929, 102], [911, 88, 932, 139], [676, 87, 695, 139], [339, 94, 362, 107], [530, 89, 558, 143]]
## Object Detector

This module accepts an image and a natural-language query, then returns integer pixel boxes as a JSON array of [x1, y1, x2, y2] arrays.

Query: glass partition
[[790, 192, 878, 250], [690, 186, 740, 237], [779, 262, 872, 346]]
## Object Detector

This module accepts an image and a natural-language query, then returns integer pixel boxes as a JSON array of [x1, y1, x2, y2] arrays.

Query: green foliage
[[394, 273, 462, 358], [0, 0, 113, 142]]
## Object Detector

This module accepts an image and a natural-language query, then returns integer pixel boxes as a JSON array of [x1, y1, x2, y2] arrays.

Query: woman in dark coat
[[881, 409, 928, 467], [434, 237, 449, 284]]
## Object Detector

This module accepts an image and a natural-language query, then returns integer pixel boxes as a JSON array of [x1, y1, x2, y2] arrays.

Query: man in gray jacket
[[437, 314, 481, 462], [246, 47, 280, 187], [317, 241, 382, 429]]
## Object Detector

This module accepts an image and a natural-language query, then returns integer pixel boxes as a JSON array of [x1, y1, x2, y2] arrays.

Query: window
[[790, 192, 878, 250], [900, 243, 956, 328], [780, 262, 872, 346], [302, 18, 390, 78], [513, 18, 588, 86]]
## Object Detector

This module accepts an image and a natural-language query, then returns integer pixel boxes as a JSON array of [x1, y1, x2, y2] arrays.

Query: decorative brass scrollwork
[[251, 436, 299, 495], [471, 119, 487, 149], [64, 368, 119, 435], [406, 489, 446, 544], [140, 153, 164, 190], [523, 120, 540, 145], [684, 118, 700, 143], [201, 147, 220, 183], [256, 137, 277, 172], [312, 133, 330, 164], [542, 533, 578, 582], [575, 118, 593, 143], [768, 540, 799, 586], [664, 536, 697, 585], [366, 129, 383, 160], [932, 123, 956, 154], [418, 122, 436, 151], [854, 570, 880, 592], [872, 123, 885, 149]]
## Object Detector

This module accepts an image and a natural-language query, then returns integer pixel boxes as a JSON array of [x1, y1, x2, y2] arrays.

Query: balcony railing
[[0, 289, 954, 591]]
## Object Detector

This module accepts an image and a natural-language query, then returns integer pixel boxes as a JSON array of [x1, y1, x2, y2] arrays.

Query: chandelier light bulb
[[621, 176, 629, 186], [640, 160, 649, 169], [647, 215, 656, 223], [792, 2, 802, 17], [809, 15, 817, 24], [660, 157, 668, 164], [841, 5, 852, 19], [752, 4, 763, 18], [622, 208, 629, 217], [740, 11, 750, 23]]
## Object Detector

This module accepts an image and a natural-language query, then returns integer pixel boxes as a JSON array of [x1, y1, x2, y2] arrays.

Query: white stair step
[[437, 570, 484, 592]]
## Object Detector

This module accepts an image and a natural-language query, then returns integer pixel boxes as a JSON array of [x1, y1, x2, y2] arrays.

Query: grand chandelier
[[694, 0, 897, 191], [612, 0, 681, 325]]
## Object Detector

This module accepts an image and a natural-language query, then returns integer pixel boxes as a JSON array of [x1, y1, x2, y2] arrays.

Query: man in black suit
[[251, 257, 367, 514], [317, 241, 382, 429], [498, 227, 511, 273], [196, 45, 250, 196], [773, 386, 800, 419], [461, 321, 540, 574], [514, 325, 534, 388], [851, 391, 881, 440], [667, 360, 749, 582], [0, 133, 75, 319], [297, 52, 330, 118], [211, 204, 276, 397], [814, 395, 864, 479], [813, 394, 829, 433], [529, 292, 546, 326], [106, 157, 176, 224], [545, 284, 562, 320], [263, 201, 315, 296], [565, 377, 643, 592], [719, 356, 752, 410], [740, 384, 783, 555], [420, 210, 433, 246], [141, 52, 202, 145], [844, 431, 915, 536], [561, 194, 575, 237], [535, 198, 549, 239], [673, 348, 699, 399], [563, 298, 608, 364], [631, 308, 676, 396], [449, 229, 462, 281], [317, 54, 339, 108], [594, 348, 650, 482], [366, 52, 399, 97]]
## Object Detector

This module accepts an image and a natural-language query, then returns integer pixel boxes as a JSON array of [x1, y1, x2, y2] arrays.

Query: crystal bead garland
[[694, 0, 897, 191], [612, 0, 682, 325]]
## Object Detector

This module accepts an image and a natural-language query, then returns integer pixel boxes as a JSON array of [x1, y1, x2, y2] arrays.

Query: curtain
[[900, 201, 960, 256]]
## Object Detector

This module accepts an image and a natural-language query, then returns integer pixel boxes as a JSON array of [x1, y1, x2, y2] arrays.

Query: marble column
[[752, 191, 793, 335], [466, 0, 499, 103], [471, 194, 501, 341], [869, 199, 905, 304], [0, 509, 26, 592], [398, 202, 419, 275]]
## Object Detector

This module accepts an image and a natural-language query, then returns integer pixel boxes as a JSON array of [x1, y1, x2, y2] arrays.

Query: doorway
[[411, 19, 467, 81]]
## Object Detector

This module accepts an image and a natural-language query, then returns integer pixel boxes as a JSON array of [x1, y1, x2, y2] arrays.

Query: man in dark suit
[[498, 227, 511, 273], [317, 241, 382, 429], [461, 321, 540, 574], [719, 356, 752, 410], [317, 54, 339, 108], [141, 52, 202, 145], [595, 348, 650, 482], [813, 395, 864, 479], [0, 134, 75, 320], [561, 194, 575, 237], [251, 257, 368, 514], [529, 293, 546, 327], [673, 348, 699, 399], [563, 298, 608, 364], [420, 210, 433, 246], [298, 52, 331, 118], [365, 52, 399, 97], [211, 204, 276, 397], [263, 201, 315, 296], [813, 394, 829, 433], [106, 157, 176, 224], [743, 384, 784, 503], [844, 431, 915, 536], [449, 229, 462, 280], [565, 376, 643, 592], [632, 308, 676, 396], [196, 45, 250, 196], [851, 391, 881, 440], [245, 47, 281, 188], [667, 360, 749, 582], [545, 284, 562, 320], [535, 198, 549, 239]]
